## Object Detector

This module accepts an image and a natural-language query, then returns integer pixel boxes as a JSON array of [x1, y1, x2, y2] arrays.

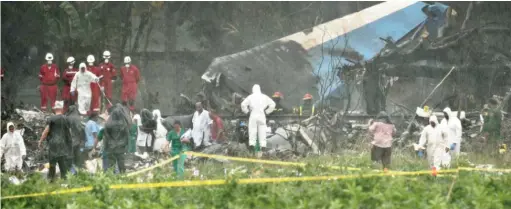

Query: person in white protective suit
[[152, 109, 168, 153], [70, 63, 100, 115], [0, 122, 27, 172], [241, 84, 276, 150], [191, 102, 211, 148], [440, 107, 463, 156], [417, 115, 451, 169]]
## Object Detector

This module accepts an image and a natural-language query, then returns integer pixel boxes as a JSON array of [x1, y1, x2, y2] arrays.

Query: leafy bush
[[2, 152, 511, 209]]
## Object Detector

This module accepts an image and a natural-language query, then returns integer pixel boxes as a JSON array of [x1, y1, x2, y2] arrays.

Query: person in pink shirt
[[368, 111, 396, 169]]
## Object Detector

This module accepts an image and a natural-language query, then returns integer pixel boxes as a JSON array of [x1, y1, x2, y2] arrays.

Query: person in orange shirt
[[39, 53, 60, 112], [120, 56, 140, 111], [86, 55, 101, 114], [99, 51, 116, 109]]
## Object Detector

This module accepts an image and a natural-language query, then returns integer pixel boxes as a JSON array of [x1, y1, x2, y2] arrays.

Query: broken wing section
[[201, 40, 318, 111]]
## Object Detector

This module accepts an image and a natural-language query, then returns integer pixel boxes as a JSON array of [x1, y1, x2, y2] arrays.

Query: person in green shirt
[[481, 98, 502, 150], [166, 120, 189, 178]]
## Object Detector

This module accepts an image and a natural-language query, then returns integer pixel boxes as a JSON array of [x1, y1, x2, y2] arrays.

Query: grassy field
[[2, 149, 511, 209]]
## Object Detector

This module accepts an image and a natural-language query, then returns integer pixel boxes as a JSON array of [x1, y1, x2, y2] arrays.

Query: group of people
[[368, 97, 504, 171], [38, 51, 140, 115]]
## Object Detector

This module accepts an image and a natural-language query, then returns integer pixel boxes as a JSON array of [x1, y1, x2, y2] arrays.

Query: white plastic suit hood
[[252, 84, 261, 94], [152, 109, 162, 120], [429, 115, 438, 124], [6, 122, 14, 132], [443, 107, 452, 115]]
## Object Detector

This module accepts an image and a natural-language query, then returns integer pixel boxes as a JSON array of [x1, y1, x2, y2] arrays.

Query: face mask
[[47, 60, 52, 64], [68, 65, 73, 69], [80, 68, 86, 72], [105, 59, 109, 63], [88, 62, 93, 66], [125, 64, 130, 68]]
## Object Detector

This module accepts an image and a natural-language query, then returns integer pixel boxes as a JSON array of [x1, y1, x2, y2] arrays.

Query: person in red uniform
[[86, 54, 101, 114], [120, 56, 140, 111], [99, 50, 116, 109], [62, 56, 79, 112], [39, 53, 60, 112]]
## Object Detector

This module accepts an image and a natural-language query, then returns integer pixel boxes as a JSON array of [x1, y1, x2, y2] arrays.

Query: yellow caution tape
[[1, 187, 93, 200], [458, 167, 511, 173], [186, 152, 361, 171], [2, 169, 459, 199], [125, 155, 180, 177]]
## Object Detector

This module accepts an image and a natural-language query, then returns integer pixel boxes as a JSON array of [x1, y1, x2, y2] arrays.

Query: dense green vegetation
[[2, 151, 511, 209]]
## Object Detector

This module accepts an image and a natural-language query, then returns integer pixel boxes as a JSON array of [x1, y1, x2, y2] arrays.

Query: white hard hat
[[45, 53, 54, 61], [103, 50, 111, 58], [87, 55, 95, 63], [66, 56, 75, 63], [79, 62, 87, 69], [124, 56, 131, 64]]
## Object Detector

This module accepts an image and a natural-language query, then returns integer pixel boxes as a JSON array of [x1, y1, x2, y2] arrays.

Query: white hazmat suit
[[70, 63, 99, 115], [152, 109, 168, 152], [0, 122, 27, 171], [241, 84, 276, 148], [418, 115, 450, 169], [192, 109, 210, 147], [440, 107, 462, 155]]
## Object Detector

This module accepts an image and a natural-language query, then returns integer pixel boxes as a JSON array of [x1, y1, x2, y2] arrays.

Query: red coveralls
[[62, 67, 78, 111], [39, 64, 60, 111], [99, 62, 116, 109], [87, 65, 101, 113], [120, 65, 140, 111]]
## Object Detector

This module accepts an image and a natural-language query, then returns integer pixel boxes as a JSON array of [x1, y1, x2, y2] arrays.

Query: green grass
[[2, 149, 511, 209]]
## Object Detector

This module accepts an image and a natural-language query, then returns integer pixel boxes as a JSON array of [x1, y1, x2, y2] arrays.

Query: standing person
[[0, 122, 27, 172], [62, 57, 78, 112], [99, 51, 116, 109], [129, 114, 140, 153], [297, 93, 315, 117], [70, 63, 100, 115], [191, 102, 211, 149], [39, 53, 60, 112], [481, 98, 503, 151], [120, 56, 140, 111], [417, 115, 450, 169], [271, 91, 285, 115], [65, 105, 86, 169], [84, 112, 101, 163], [38, 101, 72, 182], [152, 109, 168, 153], [86, 55, 101, 114], [241, 84, 276, 153], [165, 121, 190, 179], [368, 111, 396, 170], [135, 109, 156, 159], [99, 107, 129, 173], [440, 107, 462, 156], [209, 109, 225, 144]]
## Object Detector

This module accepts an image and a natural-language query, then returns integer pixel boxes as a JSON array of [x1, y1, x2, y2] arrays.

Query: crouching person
[[1, 122, 27, 173], [165, 121, 190, 179], [368, 111, 396, 170], [97, 107, 129, 173]]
